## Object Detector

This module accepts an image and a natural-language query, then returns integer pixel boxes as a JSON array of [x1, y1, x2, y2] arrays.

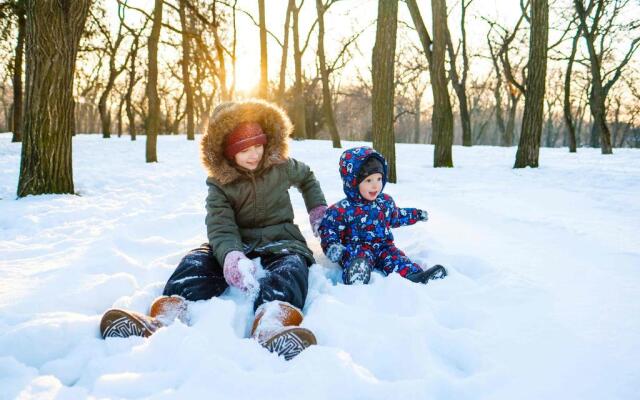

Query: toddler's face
[[358, 173, 383, 201], [234, 144, 264, 170]]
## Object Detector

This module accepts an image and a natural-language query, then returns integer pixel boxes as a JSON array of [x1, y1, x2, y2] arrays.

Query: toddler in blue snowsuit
[[318, 146, 447, 285]]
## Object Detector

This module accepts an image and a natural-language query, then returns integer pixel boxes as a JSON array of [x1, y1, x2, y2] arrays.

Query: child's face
[[234, 144, 264, 170], [358, 173, 383, 201]]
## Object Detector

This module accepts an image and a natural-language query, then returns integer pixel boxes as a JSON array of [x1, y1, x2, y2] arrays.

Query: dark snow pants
[[163, 243, 309, 311]]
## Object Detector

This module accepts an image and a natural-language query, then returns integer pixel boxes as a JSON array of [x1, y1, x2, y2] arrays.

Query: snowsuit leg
[[341, 245, 375, 284], [376, 245, 422, 277], [253, 253, 309, 312], [162, 243, 228, 301]]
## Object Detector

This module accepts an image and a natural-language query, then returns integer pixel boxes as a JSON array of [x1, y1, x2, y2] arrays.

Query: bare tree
[[514, 0, 548, 168], [315, 0, 340, 148], [5, 1, 25, 143], [291, 0, 307, 139], [406, 0, 454, 167], [258, 0, 268, 98], [93, 5, 127, 139], [17, 0, 91, 197], [446, 0, 473, 147], [178, 0, 195, 140], [485, 12, 528, 147], [277, 0, 294, 102], [574, 0, 640, 154], [146, 0, 163, 163], [564, 20, 581, 152], [372, 0, 398, 181]]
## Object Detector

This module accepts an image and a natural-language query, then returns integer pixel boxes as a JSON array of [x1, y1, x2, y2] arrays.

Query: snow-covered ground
[[1, 133, 639, 400]]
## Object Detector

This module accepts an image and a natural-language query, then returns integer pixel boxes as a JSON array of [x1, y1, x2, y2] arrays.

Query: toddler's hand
[[326, 243, 346, 263], [417, 209, 429, 221]]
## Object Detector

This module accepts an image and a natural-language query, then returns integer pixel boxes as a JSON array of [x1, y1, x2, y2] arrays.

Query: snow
[[1, 133, 639, 399]]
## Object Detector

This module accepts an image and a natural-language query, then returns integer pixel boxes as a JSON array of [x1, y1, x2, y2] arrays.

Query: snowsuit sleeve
[[318, 204, 345, 253], [205, 179, 244, 266], [385, 194, 423, 228], [287, 158, 327, 211]]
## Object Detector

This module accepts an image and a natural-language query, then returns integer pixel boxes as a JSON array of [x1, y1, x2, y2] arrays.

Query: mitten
[[223, 251, 256, 291], [417, 209, 429, 221], [309, 205, 327, 237], [326, 243, 346, 263]]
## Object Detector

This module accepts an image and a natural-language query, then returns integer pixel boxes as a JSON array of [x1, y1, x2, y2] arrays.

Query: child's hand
[[417, 209, 429, 221], [309, 205, 327, 237], [223, 251, 257, 291], [326, 243, 346, 263]]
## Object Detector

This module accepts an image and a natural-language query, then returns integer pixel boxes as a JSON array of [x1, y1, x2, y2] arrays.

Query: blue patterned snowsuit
[[319, 147, 426, 283]]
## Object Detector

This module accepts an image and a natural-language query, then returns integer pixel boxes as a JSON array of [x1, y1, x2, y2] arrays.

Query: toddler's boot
[[406, 265, 448, 284], [343, 257, 371, 285]]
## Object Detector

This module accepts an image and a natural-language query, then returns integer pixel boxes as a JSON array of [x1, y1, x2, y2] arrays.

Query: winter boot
[[343, 257, 371, 285], [149, 295, 189, 326], [100, 296, 188, 339], [251, 300, 317, 361], [100, 309, 162, 339], [406, 265, 448, 284]]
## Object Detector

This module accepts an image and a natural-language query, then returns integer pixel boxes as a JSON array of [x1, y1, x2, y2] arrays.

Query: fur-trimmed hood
[[201, 99, 292, 184], [339, 146, 388, 202]]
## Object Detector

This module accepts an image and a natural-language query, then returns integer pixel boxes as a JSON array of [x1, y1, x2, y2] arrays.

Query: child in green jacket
[[100, 100, 327, 361]]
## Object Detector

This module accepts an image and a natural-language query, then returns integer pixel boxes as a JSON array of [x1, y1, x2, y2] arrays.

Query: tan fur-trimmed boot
[[100, 296, 188, 339], [149, 295, 189, 326], [251, 300, 317, 361]]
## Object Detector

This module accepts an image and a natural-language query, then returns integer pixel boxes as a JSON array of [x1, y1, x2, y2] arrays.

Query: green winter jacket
[[200, 100, 326, 266]]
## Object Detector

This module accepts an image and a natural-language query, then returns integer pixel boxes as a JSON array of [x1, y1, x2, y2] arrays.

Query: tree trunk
[[146, 0, 163, 162], [18, 0, 90, 197], [371, 0, 398, 182], [291, 2, 306, 139], [506, 92, 520, 146], [445, 0, 472, 147], [258, 0, 269, 98], [406, 0, 454, 166], [278, 0, 294, 103], [126, 36, 139, 141], [589, 88, 612, 153], [211, 2, 229, 101], [12, 5, 26, 143], [488, 39, 507, 145], [514, 0, 548, 168], [116, 96, 125, 137], [178, 0, 195, 140], [413, 89, 422, 143], [431, 0, 454, 167], [446, 30, 471, 147], [574, 0, 617, 155], [98, 76, 114, 138], [316, 0, 341, 148], [564, 27, 580, 153]]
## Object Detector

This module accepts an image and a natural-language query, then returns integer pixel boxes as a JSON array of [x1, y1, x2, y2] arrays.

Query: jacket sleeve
[[386, 195, 422, 228], [205, 179, 244, 266], [287, 158, 327, 211], [318, 204, 345, 253]]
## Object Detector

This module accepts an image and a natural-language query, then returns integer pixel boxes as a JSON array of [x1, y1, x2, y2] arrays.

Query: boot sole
[[263, 327, 317, 361], [100, 309, 156, 339]]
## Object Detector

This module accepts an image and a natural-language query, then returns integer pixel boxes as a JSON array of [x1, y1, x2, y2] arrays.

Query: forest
[[0, 0, 638, 194]]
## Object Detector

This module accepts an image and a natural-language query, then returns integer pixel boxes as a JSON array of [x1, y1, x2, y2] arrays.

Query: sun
[[229, 56, 262, 95]]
